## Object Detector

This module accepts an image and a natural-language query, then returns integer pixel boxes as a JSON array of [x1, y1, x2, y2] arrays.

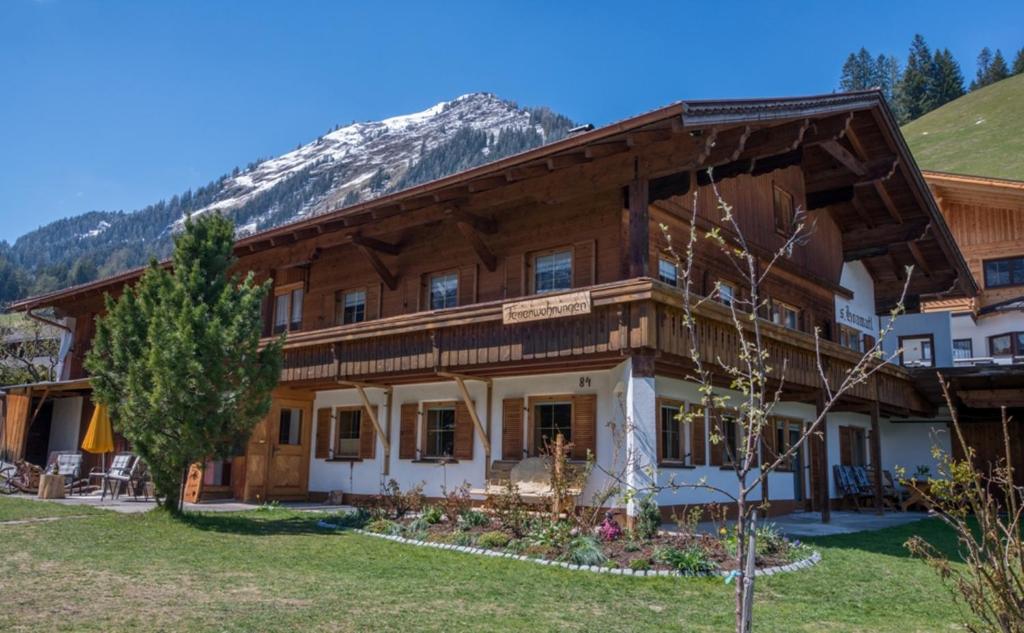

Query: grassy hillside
[[903, 73, 1024, 181]]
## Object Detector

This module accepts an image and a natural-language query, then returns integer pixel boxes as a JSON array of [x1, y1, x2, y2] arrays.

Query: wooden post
[[869, 380, 884, 515], [624, 176, 650, 279], [816, 393, 831, 524], [438, 371, 492, 480], [552, 433, 564, 520]]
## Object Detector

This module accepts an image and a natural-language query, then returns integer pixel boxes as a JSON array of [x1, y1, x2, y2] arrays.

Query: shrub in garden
[[633, 495, 661, 541], [331, 508, 370, 529], [379, 479, 425, 519], [453, 532, 476, 546], [458, 509, 490, 529], [365, 518, 400, 535], [440, 482, 473, 524], [477, 531, 512, 549], [421, 505, 443, 524], [655, 546, 718, 575], [628, 558, 652, 572], [564, 535, 607, 566], [486, 480, 531, 537]]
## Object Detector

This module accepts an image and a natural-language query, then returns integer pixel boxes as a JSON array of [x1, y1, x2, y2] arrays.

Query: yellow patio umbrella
[[81, 403, 115, 467]]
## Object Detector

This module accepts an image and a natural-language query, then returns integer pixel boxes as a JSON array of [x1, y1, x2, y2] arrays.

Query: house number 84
[[579, 376, 591, 388]]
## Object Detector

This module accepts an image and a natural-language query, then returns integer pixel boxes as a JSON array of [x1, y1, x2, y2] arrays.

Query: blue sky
[[1, 1, 1021, 243]]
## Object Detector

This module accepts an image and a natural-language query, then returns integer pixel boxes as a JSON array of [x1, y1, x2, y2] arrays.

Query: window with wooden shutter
[[365, 283, 381, 320], [501, 398, 524, 460], [453, 401, 475, 460], [691, 407, 706, 466], [315, 408, 332, 459], [399, 403, 418, 459], [656, 398, 688, 466], [760, 418, 778, 463], [709, 410, 737, 467], [573, 240, 596, 287], [359, 405, 378, 459], [571, 393, 597, 460]]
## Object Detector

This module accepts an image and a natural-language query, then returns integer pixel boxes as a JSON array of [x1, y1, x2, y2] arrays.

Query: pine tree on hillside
[[1013, 48, 1024, 75], [931, 48, 965, 108], [897, 34, 936, 122], [970, 47, 993, 90], [988, 49, 1010, 84]]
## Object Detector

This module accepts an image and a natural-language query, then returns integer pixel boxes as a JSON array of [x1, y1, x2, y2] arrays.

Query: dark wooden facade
[[5, 91, 974, 468]]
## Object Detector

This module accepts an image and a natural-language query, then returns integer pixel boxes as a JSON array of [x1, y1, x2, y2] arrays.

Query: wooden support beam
[[805, 156, 898, 193], [446, 209, 497, 234], [546, 152, 589, 171], [873, 180, 904, 224], [585, 141, 630, 159], [958, 389, 1024, 408], [819, 139, 867, 176], [455, 221, 497, 272], [436, 370, 492, 384], [351, 234, 401, 255], [29, 388, 51, 427], [869, 385, 883, 516], [444, 373, 492, 462], [906, 241, 932, 277], [850, 196, 875, 229], [624, 177, 650, 278], [355, 244, 398, 291]]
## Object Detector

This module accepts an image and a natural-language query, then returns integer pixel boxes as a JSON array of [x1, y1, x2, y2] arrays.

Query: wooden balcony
[[272, 279, 931, 414]]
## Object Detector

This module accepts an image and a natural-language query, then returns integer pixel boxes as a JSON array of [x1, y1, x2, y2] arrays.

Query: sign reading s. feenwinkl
[[502, 291, 592, 324]]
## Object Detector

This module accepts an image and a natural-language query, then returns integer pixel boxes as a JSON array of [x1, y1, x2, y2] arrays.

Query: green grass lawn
[[0, 496, 104, 522], [903, 73, 1024, 181], [0, 499, 972, 632]]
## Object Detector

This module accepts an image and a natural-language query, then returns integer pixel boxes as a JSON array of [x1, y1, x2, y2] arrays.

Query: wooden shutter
[[505, 253, 525, 298], [839, 426, 853, 466], [458, 264, 477, 306], [571, 394, 597, 460], [2, 393, 30, 459], [399, 403, 418, 459], [573, 240, 596, 287], [501, 398, 524, 460], [453, 401, 475, 460], [366, 283, 381, 320], [315, 407, 332, 459], [359, 406, 378, 459], [761, 418, 778, 462], [862, 334, 876, 351], [691, 407, 706, 466]]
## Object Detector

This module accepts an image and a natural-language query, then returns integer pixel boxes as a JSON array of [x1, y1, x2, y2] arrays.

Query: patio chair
[[47, 452, 86, 495], [91, 453, 136, 500], [833, 464, 865, 511], [127, 458, 151, 501]]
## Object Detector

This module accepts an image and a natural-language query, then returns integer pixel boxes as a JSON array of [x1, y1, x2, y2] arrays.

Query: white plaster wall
[[308, 365, 625, 499], [880, 419, 951, 481], [835, 261, 879, 341], [652, 376, 817, 507], [951, 311, 1024, 362], [46, 397, 82, 455]]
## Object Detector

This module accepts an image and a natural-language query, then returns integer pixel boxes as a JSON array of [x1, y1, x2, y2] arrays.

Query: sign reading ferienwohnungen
[[502, 291, 592, 325]]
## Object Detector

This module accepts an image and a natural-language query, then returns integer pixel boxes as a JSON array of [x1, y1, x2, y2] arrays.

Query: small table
[[901, 479, 931, 512], [37, 474, 66, 500]]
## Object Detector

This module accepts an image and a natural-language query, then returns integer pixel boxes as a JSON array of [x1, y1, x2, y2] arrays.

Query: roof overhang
[[7, 90, 975, 315]]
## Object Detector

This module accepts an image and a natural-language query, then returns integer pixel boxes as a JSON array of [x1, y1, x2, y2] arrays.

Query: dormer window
[[532, 249, 573, 294], [773, 185, 795, 235]]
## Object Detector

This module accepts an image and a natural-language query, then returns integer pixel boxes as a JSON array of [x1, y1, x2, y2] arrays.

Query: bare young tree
[[906, 375, 1024, 633], [0, 314, 60, 386], [594, 175, 912, 633]]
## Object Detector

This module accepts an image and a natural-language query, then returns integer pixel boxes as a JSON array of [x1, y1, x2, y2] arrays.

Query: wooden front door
[[244, 395, 313, 502]]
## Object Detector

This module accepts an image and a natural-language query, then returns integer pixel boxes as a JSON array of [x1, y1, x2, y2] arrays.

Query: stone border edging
[[347, 527, 821, 578]]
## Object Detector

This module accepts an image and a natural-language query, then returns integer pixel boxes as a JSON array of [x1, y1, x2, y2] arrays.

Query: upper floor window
[[838, 325, 862, 352], [773, 185, 795, 235], [533, 249, 573, 294], [273, 285, 303, 334], [900, 335, 935, 367], [952, 338, 973, 360], [984, 257, 1024, 288], [428, 272, 459, 310], [989, 332, 1024, 357], [658, 258, 678, 286], [336, 289, 366, 325], [770, 300, 800, 331], [717, 280, 736, 307]]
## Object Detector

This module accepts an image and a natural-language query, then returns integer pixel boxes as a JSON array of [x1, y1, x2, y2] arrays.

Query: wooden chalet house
[[0, 91, 976, 518]]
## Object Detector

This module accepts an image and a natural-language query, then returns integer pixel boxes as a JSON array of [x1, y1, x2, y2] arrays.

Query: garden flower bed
[[317, 481, 817, 577]]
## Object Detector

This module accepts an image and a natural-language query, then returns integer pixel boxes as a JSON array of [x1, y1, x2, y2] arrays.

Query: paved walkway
[[12, 493, 353, 514], [672, 510, 928, 538]]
